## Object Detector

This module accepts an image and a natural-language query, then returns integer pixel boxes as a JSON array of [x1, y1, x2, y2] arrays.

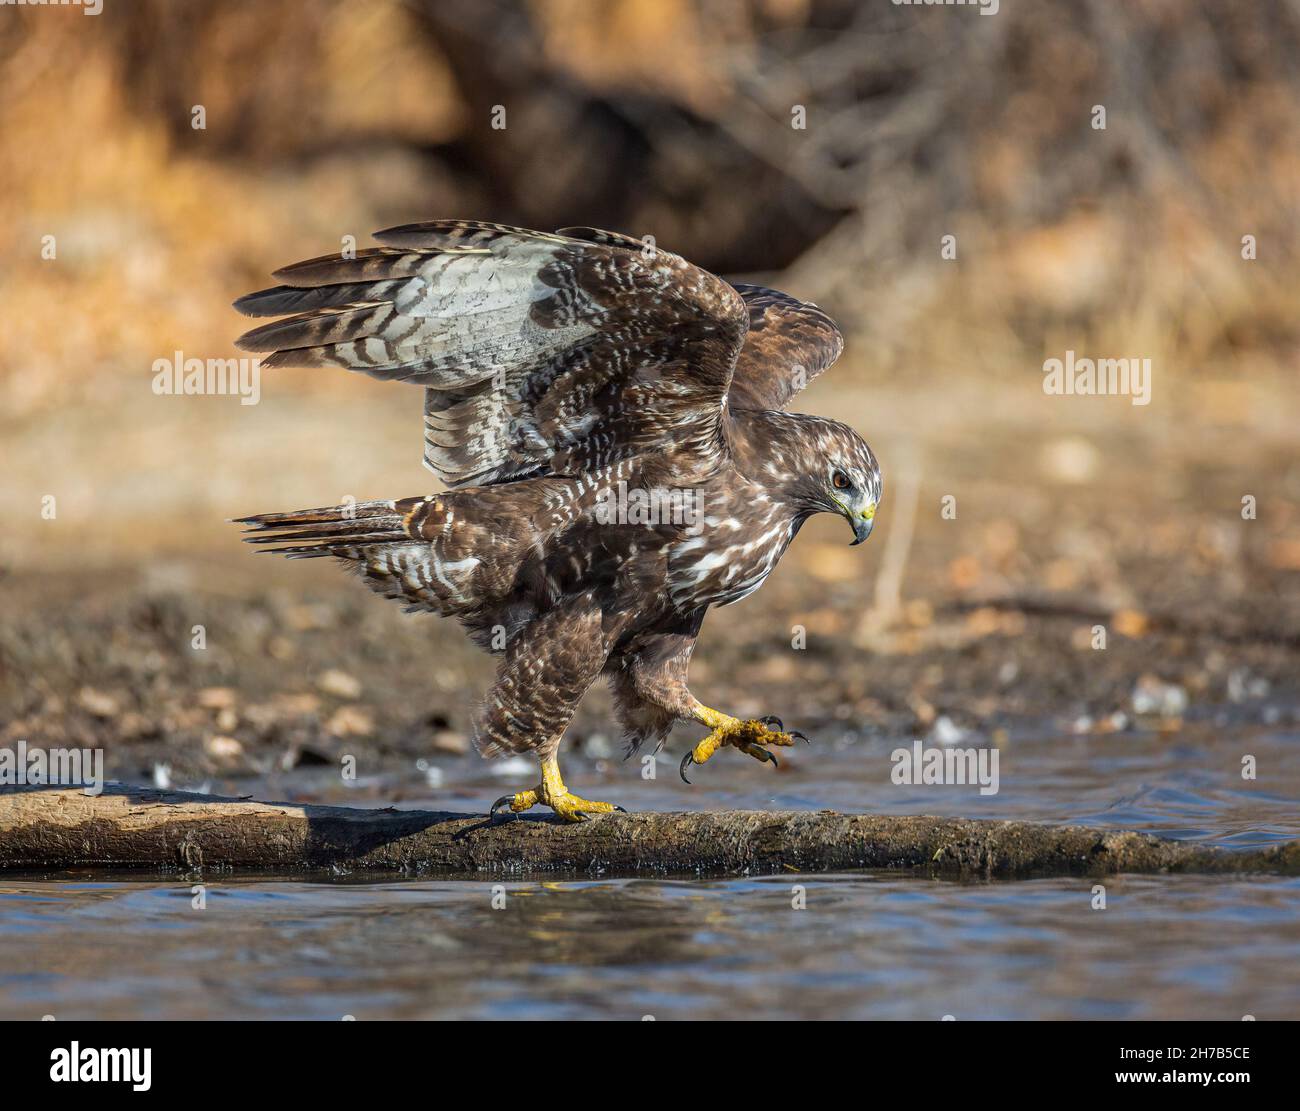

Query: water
[[3, 723, 1299, 1020]]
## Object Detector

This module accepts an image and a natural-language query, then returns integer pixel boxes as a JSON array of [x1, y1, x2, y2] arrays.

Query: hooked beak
[[848, 502, 876, 546]]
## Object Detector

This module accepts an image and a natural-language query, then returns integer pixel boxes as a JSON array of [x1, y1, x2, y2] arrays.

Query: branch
[[856, 441, 921, 640], [2, 785, 1296, 878]]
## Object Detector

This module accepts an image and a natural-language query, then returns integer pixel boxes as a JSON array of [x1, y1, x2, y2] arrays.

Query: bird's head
[[741, 410, 882, 545], [802, 418, 882, 545]]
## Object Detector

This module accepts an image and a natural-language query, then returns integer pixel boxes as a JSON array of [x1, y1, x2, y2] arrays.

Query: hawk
[[234, 221, 881, 821]]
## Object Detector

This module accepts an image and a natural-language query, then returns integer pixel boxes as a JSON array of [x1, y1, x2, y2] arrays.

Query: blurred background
[[1, 0, 1297, 800]]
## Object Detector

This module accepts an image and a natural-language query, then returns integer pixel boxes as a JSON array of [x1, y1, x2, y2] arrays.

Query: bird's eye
[[832, 470, 851, 490]]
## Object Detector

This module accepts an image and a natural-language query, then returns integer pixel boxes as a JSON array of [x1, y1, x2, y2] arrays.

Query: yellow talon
[[680, 707, 806, 783], [490, 753, 625, 823], [505, 786, 540, 813]]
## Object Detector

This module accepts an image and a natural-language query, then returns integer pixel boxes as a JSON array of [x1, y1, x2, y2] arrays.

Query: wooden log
[[2, 784, 1297, 878]]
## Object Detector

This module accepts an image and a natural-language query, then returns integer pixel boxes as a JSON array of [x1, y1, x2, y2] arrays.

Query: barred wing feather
[[235, 221, 749, 488]]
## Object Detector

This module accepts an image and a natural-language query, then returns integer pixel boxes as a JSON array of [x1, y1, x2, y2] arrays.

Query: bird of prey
[[234, 221, 880, 821]]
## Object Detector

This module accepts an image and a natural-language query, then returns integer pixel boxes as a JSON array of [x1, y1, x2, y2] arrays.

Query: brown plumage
[[235, 221, 880, 820]]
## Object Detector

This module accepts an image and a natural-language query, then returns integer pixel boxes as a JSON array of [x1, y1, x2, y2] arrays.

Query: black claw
[[614, 805, 628, 813], [489, 794, 516, 821], [765, 750, 780, 769], [572, 811, 592, 823], [758, 715, 784, 731], [790, 730, 810, 744], [679, 751, 695, 784]]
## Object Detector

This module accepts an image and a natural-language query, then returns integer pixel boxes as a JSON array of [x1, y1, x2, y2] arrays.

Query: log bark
[[2, 784, 1297, 878]]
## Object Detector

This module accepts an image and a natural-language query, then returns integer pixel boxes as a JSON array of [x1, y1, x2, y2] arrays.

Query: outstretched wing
[[725, 284, 844, 411], [234, 221, 748, 488]]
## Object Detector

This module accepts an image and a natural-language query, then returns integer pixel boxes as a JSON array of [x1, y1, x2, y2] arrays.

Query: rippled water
[[3, 722, 1299, 1019]]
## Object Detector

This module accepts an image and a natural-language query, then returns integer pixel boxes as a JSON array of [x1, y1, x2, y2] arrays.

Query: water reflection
[[2, 872, 1299, 1019], [2, 721, 1298, 1019]]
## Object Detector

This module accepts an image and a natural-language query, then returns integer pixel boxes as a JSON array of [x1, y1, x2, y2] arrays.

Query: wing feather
[[725, 284, 844, 410], [235, 221, 748, 487]]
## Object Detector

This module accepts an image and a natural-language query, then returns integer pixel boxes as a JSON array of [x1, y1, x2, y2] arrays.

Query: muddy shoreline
[[5, 386, 1297, 795], [2, 563, 1296, 793]]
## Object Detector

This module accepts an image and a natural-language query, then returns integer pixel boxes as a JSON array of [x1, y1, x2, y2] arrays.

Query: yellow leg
[[490, 752, 626, 823], [680, 704, 808, 783]]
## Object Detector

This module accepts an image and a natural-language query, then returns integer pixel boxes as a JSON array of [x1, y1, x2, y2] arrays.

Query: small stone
[[317, 669, 362, 700], [430, 729, 469, 755], [929, 715, 968, 747], [76, 686, 119, 718], [275, 692, 322, 717], [1227, 670, 1269, 703], [1132, 675, 1189, 718], [1113, 610, 1149, 638], [327, 705, 373, 737], [910, 697, 937, 728], [117, 712, 151, 739], [205, 735, 244, 761], [964, 607, 1003, 638], [197, 687, 237, 710]]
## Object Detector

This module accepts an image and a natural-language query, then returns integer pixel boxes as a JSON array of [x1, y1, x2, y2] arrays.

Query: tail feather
[[236, 495, 492, 616], [247, 528, 409, 547], [234, 500, 401, 527], [237, 499, 410, 558]]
